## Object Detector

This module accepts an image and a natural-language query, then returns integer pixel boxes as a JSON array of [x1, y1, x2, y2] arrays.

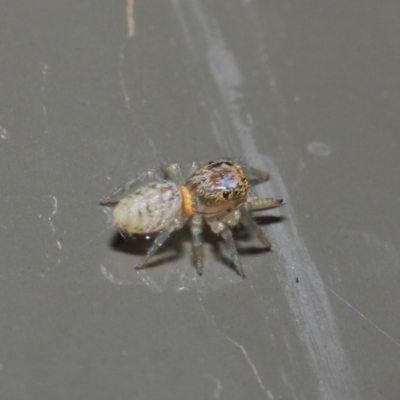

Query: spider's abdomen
[[112, 181, 183, 234]]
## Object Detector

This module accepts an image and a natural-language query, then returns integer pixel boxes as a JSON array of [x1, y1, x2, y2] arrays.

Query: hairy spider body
[[184, 161, 249, 215], [112, 181, 183, 234], [101, 160, 283, 277]]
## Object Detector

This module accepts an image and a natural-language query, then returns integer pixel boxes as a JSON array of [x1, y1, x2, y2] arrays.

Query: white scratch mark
[[41, 63, 49, 132], [100, 265, 126, 285], [117, 39, 161, 158], [172, 2, 362, 398], [42, 63, 49, 77], [0, 126, 8, 140], [118, 42, 131, 108], [307, 141, 332, 157], [48, 195, 58, 233], [171, 0, 195, 52], [225, 337, 275, 400], [99, 233, 169, 293], [134, 269, 164, 293], [195, 282, 274, 399], [39, 195, 62, 266], [267, 164, 362, 399], [205, 374, 224, 399], [116, 8, 165, 161]]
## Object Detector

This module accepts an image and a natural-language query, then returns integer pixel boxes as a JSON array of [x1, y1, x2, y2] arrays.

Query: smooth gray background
[[1, 1, 400, 399]]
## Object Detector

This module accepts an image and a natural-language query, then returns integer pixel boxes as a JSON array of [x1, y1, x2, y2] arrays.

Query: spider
[[100, 160, 283, 277]]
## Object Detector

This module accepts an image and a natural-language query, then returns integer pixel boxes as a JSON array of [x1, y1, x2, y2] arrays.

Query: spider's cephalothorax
[[101, 159, 283, 277], [182, 160, 249, 215]]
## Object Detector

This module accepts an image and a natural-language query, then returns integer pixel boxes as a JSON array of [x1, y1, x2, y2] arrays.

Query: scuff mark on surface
[[39, 195, 62, 267], [196, 284, 275, 399], [205, 374, 224, 399], [116, 11, 160, 158], [0, 126, 8, 141], [41, 63, 49, 133], [48, 195, 58, 234], [119, 42, 131, 108], [172, 1, 361, 398], [225, 335, 276, 400], [307, 141, 332, 157]]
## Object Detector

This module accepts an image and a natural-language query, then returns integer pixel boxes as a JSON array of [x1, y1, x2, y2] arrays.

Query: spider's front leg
[[240, 209, 272, 249], [248, 194, 284, 212], [206, 217, 245, 278]]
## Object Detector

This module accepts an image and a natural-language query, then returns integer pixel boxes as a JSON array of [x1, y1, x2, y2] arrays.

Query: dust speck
[[307, 141, 332, 157]]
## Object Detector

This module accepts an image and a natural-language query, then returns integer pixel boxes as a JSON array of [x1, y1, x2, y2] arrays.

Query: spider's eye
[[222, 191, 230, 200]]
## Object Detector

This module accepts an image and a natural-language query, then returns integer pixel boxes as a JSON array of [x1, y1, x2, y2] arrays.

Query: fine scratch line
[[322, 282, 400, 348], [172, 1, 361, 398], [119, 42, 131, 108], [195, 283, 275, 400], [41, 63, 49, 133], [225, 336, 275, 400]]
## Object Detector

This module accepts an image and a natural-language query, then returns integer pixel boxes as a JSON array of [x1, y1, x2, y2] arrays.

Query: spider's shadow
[[109, 215, 284, 272]]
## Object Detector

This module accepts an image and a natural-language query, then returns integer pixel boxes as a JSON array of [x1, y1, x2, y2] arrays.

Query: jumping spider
[[101, 160, 283, 277]]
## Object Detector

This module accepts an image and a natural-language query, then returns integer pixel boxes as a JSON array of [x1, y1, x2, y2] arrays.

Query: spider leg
[[206, 217, 245, 278], [100, 169, 160, 205], [187, 161, 204, 176], [190, 214, 204, 275], [136, 215, 187, 270], [161, 162, 184, 186], [240, 209, 272, 249], [249, 196, 284, 211], [242, 166, 270, 186]]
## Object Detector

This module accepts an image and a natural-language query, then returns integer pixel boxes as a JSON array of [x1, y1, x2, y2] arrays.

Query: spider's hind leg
[[187, 161, 204, 177], [136, 215, 188, 270], [161, 162, 184, 186], [100, 169, 160, 205]]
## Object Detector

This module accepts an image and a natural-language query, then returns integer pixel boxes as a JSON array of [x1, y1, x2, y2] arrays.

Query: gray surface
[[1, 1, 400, 399]]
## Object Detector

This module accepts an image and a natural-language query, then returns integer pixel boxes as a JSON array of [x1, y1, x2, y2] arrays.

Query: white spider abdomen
[[112, 181, 183, 234]]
